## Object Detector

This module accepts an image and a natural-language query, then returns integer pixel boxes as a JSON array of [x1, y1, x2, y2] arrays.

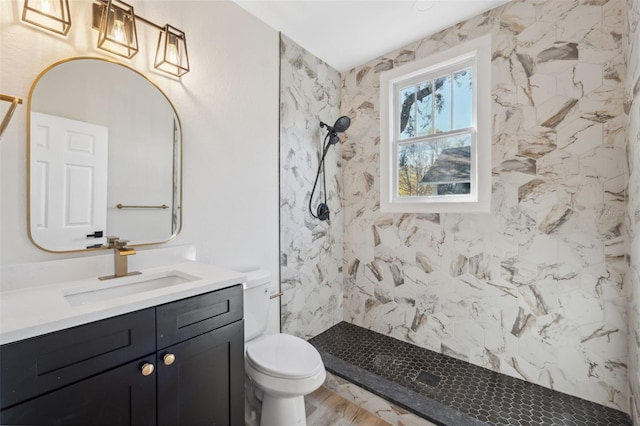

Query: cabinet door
[[0, 356, 156, 426], [157, 320, 244, 426]]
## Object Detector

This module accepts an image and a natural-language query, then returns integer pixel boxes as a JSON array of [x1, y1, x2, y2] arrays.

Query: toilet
[[243, 270, 326, 426]]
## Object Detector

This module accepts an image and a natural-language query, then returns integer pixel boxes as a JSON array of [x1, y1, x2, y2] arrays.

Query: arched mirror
[[28, 57, 182, 252]]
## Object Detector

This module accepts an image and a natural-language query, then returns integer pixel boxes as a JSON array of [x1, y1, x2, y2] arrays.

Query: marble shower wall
[[625, 0, 640, 422], [279, 35, 344, 338], [341, 0, 630, 411]]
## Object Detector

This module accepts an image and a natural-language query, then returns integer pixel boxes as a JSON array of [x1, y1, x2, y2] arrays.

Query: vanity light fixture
[[21, 0, 71, 36], [96, 0, 139, 59], [93, 1, 189, 77], [154, 24, 190, 77]]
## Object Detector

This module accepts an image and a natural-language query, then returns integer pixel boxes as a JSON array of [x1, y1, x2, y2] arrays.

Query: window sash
[[394, 126, 475, 145], [394, 59, 475, 142], [392, 129, 477, 203]]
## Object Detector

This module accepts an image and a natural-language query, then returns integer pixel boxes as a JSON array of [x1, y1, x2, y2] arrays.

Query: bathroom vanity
[[1, 55, 250, 424], [0, 261, 246, 426]]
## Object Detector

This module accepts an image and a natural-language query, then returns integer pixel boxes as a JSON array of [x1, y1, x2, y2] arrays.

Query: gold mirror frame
[[27, 56, 183, 253]]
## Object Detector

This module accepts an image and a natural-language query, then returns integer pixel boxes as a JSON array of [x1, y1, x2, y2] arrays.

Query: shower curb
[[317, 349, 487, 426]]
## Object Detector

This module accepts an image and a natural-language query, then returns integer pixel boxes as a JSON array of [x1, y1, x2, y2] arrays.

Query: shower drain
[[415, 370, 441, 387]]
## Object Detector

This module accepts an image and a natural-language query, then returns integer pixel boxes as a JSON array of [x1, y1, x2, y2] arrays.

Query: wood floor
[[305, 386, 392, 426]]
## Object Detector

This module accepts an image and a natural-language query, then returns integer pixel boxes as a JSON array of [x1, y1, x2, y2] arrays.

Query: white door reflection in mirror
[[30, 112, 108, 251]]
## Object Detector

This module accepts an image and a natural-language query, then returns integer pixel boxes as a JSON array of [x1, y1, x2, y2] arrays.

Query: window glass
[[397, 133, 472, 198], [453, 68, 473, 129], [434, 75, 452, 133], [399, 86, 416, 139], [416, 81, 433, 136]]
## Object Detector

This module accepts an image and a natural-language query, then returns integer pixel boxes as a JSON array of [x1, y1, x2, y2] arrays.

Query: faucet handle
[[114, 239, 130, 248], [106, 236, 120, 247]]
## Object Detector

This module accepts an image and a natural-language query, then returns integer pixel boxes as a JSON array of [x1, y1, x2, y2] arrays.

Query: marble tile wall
[[625, 0, 640, 422], [279, 35, 344, 338], [341, 0, 630, 411]]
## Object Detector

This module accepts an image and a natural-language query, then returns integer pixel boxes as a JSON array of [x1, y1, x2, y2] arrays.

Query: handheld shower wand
[[309, 116, 351, 221]]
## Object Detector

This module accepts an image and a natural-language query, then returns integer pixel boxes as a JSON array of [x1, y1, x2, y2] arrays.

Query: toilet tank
[[243, 269, 271, 341]]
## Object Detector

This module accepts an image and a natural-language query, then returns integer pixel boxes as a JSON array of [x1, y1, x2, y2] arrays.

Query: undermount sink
[[62, 270, 202, 306]]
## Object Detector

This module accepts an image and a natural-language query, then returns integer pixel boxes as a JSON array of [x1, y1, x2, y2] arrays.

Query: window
[[380, 35, 491, 213]]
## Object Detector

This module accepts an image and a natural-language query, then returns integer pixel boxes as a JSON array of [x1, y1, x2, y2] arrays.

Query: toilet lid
[[245, 334, 324, 380]]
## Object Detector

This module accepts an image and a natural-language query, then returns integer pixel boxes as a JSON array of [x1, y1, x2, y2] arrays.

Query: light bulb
[[167, 34, 180, 65], [111, 19, 125, 43]]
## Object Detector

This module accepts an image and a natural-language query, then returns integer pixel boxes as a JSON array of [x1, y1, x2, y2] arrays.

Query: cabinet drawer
[[0, 308, 155, 409], [156, 284, 242, 349]]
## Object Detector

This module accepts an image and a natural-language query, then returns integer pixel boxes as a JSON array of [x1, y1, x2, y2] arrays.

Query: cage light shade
[[97, 0, 138, 59], [22, 0, 71, 35], [155, 25, 189, 77]]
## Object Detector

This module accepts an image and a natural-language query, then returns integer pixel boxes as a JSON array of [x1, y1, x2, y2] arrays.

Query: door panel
[[30, 112, 108, 251]]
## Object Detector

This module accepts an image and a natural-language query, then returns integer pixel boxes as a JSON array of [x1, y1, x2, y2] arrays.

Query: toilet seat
[[245, 334, 324, 380]]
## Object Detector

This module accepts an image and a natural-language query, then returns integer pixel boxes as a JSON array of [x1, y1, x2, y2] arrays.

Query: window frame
[[380, 35, 492, 214]]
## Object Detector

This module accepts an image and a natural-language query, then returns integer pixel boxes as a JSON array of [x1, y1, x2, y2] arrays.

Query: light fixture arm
[[132, 13, 163, 31]]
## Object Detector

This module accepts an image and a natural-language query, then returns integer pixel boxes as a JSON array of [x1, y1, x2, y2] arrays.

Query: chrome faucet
[[99, 237, 141, 280]]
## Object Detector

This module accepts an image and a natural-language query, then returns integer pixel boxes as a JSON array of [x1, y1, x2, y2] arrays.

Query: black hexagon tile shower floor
[[308, 322, 632, 426]]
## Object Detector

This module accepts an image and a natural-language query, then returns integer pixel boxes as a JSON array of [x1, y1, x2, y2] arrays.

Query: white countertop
[[0, 261, 246, 345]]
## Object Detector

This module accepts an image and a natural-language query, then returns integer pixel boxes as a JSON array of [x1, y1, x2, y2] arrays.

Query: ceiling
[[232, 0, 509, 72]]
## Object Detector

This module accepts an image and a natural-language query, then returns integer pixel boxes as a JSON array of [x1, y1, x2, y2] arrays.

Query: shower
[[308, 116, 351, 221]]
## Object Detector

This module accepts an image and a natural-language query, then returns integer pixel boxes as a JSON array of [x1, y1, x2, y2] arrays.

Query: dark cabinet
[[156, 284, 244, 426], [0, 284, 244, 426], [1, 357, 157, 426], [157, 320, 244, 426]]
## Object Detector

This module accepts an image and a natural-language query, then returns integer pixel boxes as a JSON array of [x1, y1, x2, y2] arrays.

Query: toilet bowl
[[245, 334, 326, 425], [243, 270, 326, 426]]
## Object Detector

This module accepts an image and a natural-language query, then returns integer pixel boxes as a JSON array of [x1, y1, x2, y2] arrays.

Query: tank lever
[[269, 292, 284, 299]]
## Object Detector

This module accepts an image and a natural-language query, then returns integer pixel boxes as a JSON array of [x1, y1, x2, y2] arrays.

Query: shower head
[[333, 116, 351, 133], [320, 116, 351, 134], [320, 115, 351, 146]]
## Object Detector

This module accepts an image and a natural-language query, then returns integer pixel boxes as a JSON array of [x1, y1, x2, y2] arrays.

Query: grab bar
[[116, 203, 169, 209]]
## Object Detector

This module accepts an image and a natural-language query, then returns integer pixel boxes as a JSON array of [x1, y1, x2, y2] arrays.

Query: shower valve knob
[[317, 203, 330, 221]]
